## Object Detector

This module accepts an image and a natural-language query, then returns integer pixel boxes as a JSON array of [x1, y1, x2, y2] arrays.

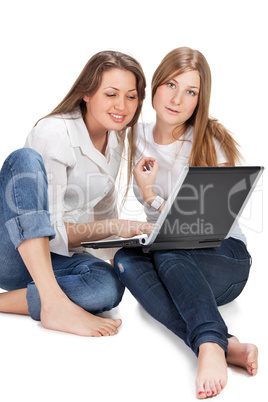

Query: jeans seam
[[156, 254, 195, 274], [16, 216, 24, 241], [6, 159, 21, 217], [215, 279, 248, 305]]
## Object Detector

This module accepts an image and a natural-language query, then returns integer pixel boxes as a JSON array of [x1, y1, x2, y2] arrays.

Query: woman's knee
[[4, 148, 44, 171], [26, 264, 125, 321], [113, 249, 127, 277], [1, 148, 47, 199], [70, 259, 125, 313], [114, 248, 139, 277], [100, 266, 125, 310]]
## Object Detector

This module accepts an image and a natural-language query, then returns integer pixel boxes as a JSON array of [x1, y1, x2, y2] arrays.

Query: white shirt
[[24, 110, 124, 259], [133, 122, 246, 244]]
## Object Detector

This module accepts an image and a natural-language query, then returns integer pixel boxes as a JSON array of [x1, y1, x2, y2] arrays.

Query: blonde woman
[[114, 47, 258, 398], [0, 51, 153, 337]]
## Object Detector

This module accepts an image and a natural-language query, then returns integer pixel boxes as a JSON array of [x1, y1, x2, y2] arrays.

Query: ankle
[[199, 342, 225, 356], [40, 288, 69, 310]]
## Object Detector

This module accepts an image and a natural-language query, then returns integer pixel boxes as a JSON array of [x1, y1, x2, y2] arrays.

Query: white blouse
[[133, 122, 246, 244], [24, 110, 124, 259]]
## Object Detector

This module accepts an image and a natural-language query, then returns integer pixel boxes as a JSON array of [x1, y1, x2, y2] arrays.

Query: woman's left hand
[[133, 157, 159, 204]]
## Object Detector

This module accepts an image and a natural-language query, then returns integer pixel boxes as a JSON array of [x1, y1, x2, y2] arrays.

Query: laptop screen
[[154, 166, 262, 243]]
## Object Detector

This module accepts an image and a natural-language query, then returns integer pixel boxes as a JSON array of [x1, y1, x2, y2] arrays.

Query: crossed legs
[[0, 149, 123, 336], [114, 246, 258, 398], [0, 237, 123, 336]]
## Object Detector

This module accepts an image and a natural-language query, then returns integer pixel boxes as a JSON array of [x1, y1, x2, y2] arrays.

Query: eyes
[[166, 82, 198, 96], [167, 82, 176, 89], [105, 92, 137, 100]]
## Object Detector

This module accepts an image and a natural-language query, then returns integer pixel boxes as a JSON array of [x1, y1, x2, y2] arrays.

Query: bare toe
[[246, 346, 259, 376], [41, 295, 122, 337], [209, 381, 217, 397], [196, 389, 206, 399], [227, 339, 258, 376], [196, 343, 227, 399], [104, 318, 122, 328]]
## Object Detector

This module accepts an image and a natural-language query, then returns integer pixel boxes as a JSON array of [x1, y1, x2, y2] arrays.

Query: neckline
[[150, 123, 191, 148]]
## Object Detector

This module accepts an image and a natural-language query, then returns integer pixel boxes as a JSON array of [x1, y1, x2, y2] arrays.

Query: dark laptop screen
[[155, 166, 261, 243]]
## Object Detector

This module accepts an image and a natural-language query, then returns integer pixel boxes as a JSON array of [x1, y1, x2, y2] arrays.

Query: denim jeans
[[114, 238, 252, 356], [0, 148, 124, 320]]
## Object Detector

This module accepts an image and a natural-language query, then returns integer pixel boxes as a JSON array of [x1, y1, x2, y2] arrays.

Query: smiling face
[[83, 68, 138, 136], [153, 70, 200, 134]]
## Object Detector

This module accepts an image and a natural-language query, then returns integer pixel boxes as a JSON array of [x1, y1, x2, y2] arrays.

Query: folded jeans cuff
[[194, 335, 228, 357], [5, 211, 56, 249]]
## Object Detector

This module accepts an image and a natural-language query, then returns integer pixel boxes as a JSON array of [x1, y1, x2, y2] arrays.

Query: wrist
[[143, 191, 157, 205], [148, 195, 165, 212]]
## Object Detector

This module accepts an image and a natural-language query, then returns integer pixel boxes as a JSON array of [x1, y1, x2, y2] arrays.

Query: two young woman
[[113, 47, 258, 399], [0, 47, 258, 398]]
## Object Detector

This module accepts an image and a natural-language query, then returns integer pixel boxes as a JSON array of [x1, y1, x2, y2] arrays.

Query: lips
[[166, 107, 180, 114], [109, 113, 126, 123]]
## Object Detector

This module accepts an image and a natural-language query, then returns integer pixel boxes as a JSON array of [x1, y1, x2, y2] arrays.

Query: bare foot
[[227, 336, 258, 376], [41, 294, 122, 337], [196, 342, 228, 399]]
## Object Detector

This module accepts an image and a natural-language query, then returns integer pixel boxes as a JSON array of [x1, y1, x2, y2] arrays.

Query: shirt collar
[[63, 111, 122, 172]]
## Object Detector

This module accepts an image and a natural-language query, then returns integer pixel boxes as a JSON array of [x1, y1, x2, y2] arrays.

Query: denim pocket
[[216, 280, 248, 306]]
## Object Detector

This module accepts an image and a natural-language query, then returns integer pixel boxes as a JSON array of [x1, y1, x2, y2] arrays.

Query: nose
[[114, 96, 125, 111], [171, 91, 182, 105]]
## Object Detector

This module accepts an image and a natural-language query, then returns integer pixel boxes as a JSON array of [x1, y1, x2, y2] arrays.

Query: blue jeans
[[114, 239, 251, 356], [0, 148, 124, 320]]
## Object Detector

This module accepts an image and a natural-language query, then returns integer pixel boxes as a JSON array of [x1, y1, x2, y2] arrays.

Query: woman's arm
[[26, 127, 154, 253], [133, 157, 166, 213], [134, 158, 230, 215]]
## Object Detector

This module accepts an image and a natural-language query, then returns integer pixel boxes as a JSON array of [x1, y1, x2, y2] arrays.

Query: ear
[[83, 95, 90, 103]]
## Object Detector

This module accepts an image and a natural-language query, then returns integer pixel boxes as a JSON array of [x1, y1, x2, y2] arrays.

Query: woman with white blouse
[[0, 51, 153, 337], [114, 47, 258, 398]]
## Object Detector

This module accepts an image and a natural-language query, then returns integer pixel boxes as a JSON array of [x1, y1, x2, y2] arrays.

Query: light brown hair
[[151, 47, 242, 166], [36, 50, 146, 129]]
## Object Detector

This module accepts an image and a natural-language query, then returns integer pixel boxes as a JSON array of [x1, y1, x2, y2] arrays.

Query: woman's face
[[153, 70, 200, 131], [83, 68, 138, 134]]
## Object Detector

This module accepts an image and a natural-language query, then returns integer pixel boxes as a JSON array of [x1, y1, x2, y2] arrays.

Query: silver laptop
[[81, 166, 263, 253]]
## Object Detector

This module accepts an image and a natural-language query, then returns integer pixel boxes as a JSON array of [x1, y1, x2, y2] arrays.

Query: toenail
[[198, 392, 205, 395]]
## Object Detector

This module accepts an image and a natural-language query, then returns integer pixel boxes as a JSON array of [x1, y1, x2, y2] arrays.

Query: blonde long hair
[[36, 50, 146, 130], [150, 47, 242, 166]]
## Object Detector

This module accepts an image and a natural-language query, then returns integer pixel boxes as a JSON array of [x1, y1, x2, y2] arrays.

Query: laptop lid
[[144, 166, 263, 251], [82, 166, 263, 251]]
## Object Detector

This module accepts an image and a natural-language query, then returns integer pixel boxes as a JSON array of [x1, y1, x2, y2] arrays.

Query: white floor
[[0, 230, 267, 402], [1, 2, 267, 400]]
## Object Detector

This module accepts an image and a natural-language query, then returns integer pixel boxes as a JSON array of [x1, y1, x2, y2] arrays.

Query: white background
[[0, 1, 267, 401]]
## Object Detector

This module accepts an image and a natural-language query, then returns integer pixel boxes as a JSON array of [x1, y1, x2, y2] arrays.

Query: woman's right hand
[[133, 157, 159, 204], [109, 219, 154, 238]]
